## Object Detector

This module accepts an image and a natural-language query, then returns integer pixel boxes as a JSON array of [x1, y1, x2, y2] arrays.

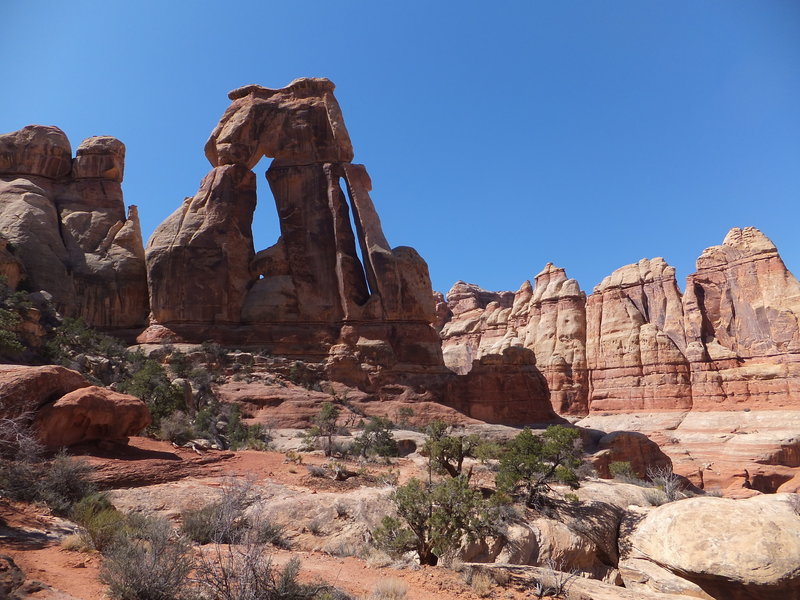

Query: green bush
[[118, 356, 184, 429], [353, 417, 398, 459], [495, 425, 582, 507], [372, 475, 497, 566], [421, 421, 481, 478], [71, 494, 125, 552], [609, 461, 640, 482]]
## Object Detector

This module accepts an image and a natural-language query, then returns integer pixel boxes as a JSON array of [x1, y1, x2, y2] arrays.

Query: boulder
[[34, 386, 151, 448], [0, 125, 72, 179], [620, 494, 800, 599], [0, 365, 89, 418]]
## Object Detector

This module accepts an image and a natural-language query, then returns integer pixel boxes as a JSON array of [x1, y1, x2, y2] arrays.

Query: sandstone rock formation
[[0, 126, 148, 330], [138, 79, 559, 425], [144, 79, 440, 365], [620, 494, 800, 599], [440, 264, 588, 413], [0, 365, 149, 447], [586, 257, 692, 412]]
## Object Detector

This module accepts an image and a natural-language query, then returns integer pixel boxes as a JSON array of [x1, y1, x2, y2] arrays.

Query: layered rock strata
[[440, 228, 800, 416], [0, 126, 148, 329], [441, 227, 800, 487]]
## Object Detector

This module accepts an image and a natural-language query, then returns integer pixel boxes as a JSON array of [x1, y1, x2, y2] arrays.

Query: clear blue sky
[[3, 1, 799, 296]]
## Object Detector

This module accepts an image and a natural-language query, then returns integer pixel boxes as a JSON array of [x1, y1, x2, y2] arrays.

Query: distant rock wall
[[440, 227, 800, 415], [0, 126, 148, 330]]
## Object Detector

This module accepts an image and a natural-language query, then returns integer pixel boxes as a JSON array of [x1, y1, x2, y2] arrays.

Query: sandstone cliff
[[441, 264, 588, 414], [0, 126, 148, 330]]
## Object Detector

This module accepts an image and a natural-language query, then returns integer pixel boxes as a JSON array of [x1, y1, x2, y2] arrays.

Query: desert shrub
[[225, 404, 267, 450], [646, 465, 686, 501], [118, 356, 185, 429], [469, 572, 494, 597], [76, 504, 126, 552], [372, 475, 498, 566], [168, 349, 191, 378], [158, 410, 195, 445], [302, 402, 340, 457], [36, 451, 96, 516], [195, 550, 327, 600], [353, 417, 398, 459], [101, 515, 193, 600], [609, 461, 641, 483], [45, 317, 127, 379], [495, 425, 582, 507], [306, 465, 327, 478], [396, 406, 415, 429], [0, 307, 22, 356]]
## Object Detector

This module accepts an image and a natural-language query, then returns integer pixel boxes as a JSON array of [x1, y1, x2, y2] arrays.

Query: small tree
[[304, 402, 340, 457], [353, 417, 398, 459], [372, 475, 496, 566], [118, 356, 184, 429], [421, 420, 480, 478], [496, 425, 582, 507]]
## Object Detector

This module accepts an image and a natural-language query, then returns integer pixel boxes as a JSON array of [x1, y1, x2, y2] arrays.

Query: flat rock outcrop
[[0, 126, 148, 330], [620, 494, 800, 599]]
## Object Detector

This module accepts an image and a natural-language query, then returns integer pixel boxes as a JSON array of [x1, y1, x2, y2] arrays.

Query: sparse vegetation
[[353, 416, 398, 460], [369, 578, 407, 600], [303, 402, 340, 457], [421, 420, 481, 478], [101, 514, 193, 600]]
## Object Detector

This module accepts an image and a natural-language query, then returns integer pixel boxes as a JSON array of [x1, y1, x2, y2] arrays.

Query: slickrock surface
[[620, 494, 800, 599], [0, 126, 148, 329]]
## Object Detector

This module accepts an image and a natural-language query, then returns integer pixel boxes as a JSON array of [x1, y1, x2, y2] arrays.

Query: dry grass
[[369, 578, 407, 600], [470, 572, 494, 597], [60, 533, 89, 552]]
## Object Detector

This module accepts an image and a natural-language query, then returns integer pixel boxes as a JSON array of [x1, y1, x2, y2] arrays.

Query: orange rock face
[[34, 386, 150, 449], [0, 365, 149, 448], [586, 258, 692, 412], [0, 126, 148, 330], [440, 264, 588, 414]]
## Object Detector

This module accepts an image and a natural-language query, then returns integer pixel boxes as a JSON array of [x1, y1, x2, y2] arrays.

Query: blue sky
[[3, 1, 799, 296]]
